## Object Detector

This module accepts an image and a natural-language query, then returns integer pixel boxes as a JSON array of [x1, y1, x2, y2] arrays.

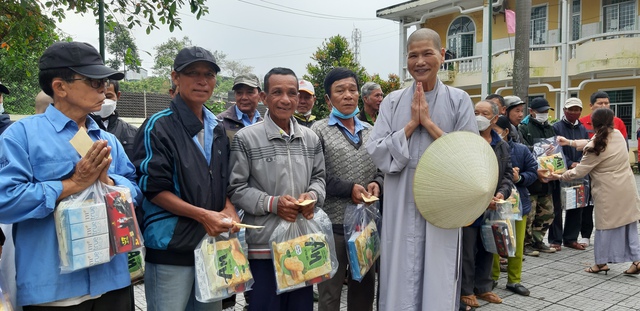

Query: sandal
[[459, 301, 476, 311], [564, 241, 585, 250], [477, 291, 502, 304], [549, 243, 562, 251], [585, 264, 610, 275], [579, 237, 590, 247], [623, 261, 640, 275], [460, 295, 479, 308]]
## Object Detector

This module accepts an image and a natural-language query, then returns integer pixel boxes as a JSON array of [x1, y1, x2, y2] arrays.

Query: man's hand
[[488, 193, 505, 211], [277, 195, 300, 222], [512, 167, 520, 183], [297, 193, 316, 220], [351, 184, 368, 204], [415, 83, 432, 129], [199, 210, 235, 236], [221, 197, 241, 233], [366, 182, 380, 197], [537, 169, 550, 183], [71, 140, 112, 189]]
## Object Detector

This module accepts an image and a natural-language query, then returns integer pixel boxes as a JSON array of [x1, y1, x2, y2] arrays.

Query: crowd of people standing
[[0, 26, 639, 311]]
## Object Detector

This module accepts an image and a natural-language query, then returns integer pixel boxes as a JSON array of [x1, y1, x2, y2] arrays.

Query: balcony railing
[[438, 30, 640, 79]]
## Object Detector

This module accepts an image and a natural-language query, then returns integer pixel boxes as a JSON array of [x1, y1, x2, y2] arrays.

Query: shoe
[[313, 290, 319, 302], [524, 245, 540, 257], [623, 261, 640, 275], [579, 237, 590, 247], [564, 241, 586, 250], [549, 243, 562, 251], [460, 295, 479, 308], [476, 291, 502, 304], [506, 283, 530, 296], [499, 264, 507, 272], [459, 301, 476, 311], [532, 242, 556, 253], [585, 264, 610, 275]]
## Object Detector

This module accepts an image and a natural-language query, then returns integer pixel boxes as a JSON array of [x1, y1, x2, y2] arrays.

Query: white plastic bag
[[270, 209, 338, 294], [55, 181, 112, 273], [480, 202, 517, 257], [560, 178, 589, 210], [194, 232, 254, 303], [343, 202, 381, 282]]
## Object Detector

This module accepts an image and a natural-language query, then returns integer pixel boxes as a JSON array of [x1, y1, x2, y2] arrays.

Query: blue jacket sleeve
[[0, 133, 62, 223], [517, 145, 539, 188]]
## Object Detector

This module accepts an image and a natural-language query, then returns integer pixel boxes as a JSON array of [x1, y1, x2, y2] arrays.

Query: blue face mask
[[331, 106, 360, 119]]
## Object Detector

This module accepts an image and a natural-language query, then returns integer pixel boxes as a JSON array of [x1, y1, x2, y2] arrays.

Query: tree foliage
[[37, 0, 209, 34], [152, 36, 192, 78], [0, 1, 61, 114], [119, 76, 171, 94], [106, 23, 141, 74], [304, 35, 368, 119], [224, 60, 253, 78], [370, 73, 401, 96]]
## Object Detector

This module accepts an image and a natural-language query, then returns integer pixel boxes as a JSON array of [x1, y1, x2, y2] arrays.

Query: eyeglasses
[[69, 77, 109, 89]]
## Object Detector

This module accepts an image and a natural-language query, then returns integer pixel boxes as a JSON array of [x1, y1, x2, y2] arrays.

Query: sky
[[53, 0, 408, 80]]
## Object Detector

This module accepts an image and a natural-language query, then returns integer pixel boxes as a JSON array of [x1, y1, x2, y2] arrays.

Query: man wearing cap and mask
[[89, 80, 138, 159], [518, 97, 558, 255], [366, 28, 477, 310], [0, 81, 12, 134], [0, 41, 141, 309], [548, 97, 590, 251], [217, 73, 263, 140], [132, 46, 238, 311], [294, 79, 317, 127]]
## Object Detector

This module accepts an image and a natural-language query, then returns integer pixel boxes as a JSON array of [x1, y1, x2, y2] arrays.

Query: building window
[[447, 16, 475, 58], [603, 0, 636, 33], [530, 5, 548, 45], [606, 89, 634, 139], [571, 0, 581, 40]]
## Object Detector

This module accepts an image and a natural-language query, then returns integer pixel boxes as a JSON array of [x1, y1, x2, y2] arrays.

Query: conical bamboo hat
[[413, 131, 499, 229]]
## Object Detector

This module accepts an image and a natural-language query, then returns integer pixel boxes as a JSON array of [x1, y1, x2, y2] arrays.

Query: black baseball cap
[[173, 46, 220, 73], [38, 42, 125, 80], [495, 115, 511, 131], [529, 97, 554, 112], [0, 82, 9, 95]]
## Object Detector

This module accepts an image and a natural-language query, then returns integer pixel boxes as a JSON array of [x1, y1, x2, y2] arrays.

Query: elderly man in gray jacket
[[228, 67, 326, 311]]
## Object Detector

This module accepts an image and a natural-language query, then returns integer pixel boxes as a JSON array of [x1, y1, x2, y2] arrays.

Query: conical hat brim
[[413, 131, 499, 229]]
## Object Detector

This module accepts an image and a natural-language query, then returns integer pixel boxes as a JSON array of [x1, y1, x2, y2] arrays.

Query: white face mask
[[0, 103, 4, 114], [534, 112, 549, 123], [476, 115, 492, 131], [95, 99, 117, 118]]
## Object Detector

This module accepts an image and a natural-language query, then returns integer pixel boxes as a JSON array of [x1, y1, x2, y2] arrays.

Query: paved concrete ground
[[133, 177, 640, 311]]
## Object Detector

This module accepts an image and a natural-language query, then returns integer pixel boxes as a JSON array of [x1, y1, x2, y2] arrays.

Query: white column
[[560, 0, 569, 119], [481, 0, 491, 98]]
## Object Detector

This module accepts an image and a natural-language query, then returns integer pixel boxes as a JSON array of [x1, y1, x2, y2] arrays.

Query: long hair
[[584, 108, 614, 156]]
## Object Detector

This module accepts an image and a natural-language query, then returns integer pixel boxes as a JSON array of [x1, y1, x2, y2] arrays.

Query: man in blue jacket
[[548, 98, 590, 251], [133, 46, 238, 311], [0, 41, 141, 309]]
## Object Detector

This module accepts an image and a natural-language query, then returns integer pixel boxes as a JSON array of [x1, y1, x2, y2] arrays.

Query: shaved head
[[407, 28, 442, 51]]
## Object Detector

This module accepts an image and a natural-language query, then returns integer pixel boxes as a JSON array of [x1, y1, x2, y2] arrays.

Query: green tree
[[0, 1, 61, 114], [106, 23, 141, 74], [37, 0, 209, 34], [152, 36, 192, 78], [120, 76, 171, 94], [370, 73, 402, 96], [304, 35, 368, 119], [224, 60, 253, 78]]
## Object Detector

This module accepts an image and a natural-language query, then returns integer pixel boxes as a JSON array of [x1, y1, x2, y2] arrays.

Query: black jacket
[[518, 116, 556, 195], [0, 114, 12, 135], [132, 94, 230, 266], [216, 105, 262, 141], [90, 111, 138, 160]]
